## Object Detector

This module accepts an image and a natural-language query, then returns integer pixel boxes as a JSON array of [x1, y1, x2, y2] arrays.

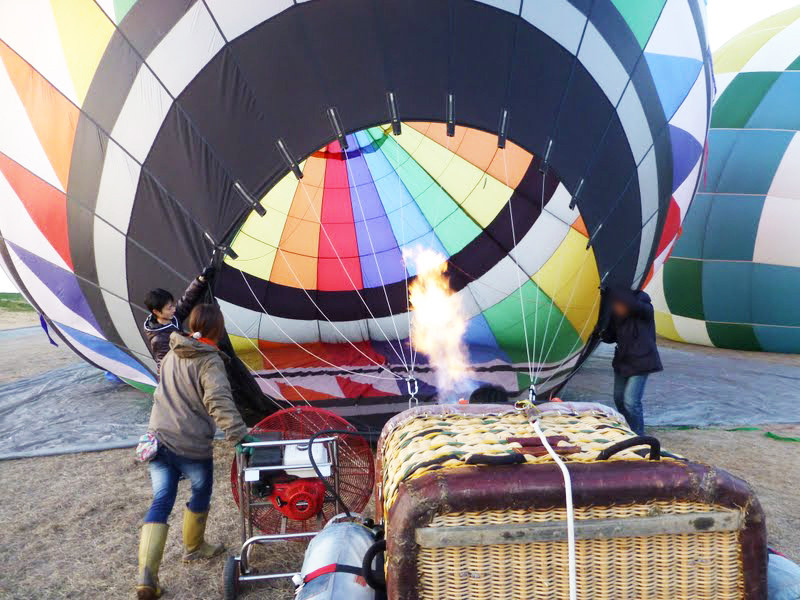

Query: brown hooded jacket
[[149, 332, 248, 460]]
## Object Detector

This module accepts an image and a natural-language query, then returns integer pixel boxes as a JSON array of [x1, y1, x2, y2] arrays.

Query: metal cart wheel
[[223, 555, 241, 600]]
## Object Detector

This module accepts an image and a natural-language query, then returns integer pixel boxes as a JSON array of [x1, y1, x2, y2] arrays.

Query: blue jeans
[[613, 373, 648, 435], [145, 445, 214, 524], [769, 553, 800, 600]]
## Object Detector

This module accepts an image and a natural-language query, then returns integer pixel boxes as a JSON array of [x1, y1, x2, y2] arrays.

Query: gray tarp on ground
[[1, 339, 799, 459], [562, 342, 800, 426], [0, 363, 151, 459]]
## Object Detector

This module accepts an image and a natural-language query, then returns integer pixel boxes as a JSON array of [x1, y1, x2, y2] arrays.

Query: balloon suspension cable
[[236, 269, 401, 382], [217, 302, 365, 450], [292, 161, 411, 372], [207, 290, 311, 409], [535, 246, 601, 389], [501, 149, 535, 386], [515, 384, 536, 412], [394, 132, 417, 375], [537, 286, 603, 393], [341, 131, 411, 376], [407, 377, 419, 408], [213, 299, 372, 442]]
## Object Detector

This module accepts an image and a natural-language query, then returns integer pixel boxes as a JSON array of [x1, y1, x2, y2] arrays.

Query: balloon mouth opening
[[222, 120, 547, 292], [214, 120, 601, 401]]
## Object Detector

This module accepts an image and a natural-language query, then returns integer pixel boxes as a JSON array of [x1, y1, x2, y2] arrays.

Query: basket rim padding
[[384, 460, 767, 600]]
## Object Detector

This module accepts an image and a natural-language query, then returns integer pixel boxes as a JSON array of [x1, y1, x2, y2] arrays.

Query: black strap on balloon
[[597, 436, 661, 461]]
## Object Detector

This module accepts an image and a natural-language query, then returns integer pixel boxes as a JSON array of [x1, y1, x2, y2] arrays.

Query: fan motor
[[270, 479, 327, 521]]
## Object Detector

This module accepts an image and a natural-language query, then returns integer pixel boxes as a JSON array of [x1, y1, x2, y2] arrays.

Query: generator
[[376, 403, 767, 600]]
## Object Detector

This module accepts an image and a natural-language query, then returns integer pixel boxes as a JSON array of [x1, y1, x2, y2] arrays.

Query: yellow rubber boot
[[182, 508, 224, 562], [136, 523, 168, 600]]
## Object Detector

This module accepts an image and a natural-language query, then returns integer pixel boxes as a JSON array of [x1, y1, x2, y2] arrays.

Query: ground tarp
[[0, 363, 150, 459], [1, 339, 799, 459], [562, 341, 800, 426]]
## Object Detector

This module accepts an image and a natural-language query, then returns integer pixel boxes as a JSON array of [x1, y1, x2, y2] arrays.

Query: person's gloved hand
[[235, 433, 258, 456], [199, 265, 216, 283]]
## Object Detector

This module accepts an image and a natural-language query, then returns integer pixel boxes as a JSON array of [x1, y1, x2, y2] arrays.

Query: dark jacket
[[601, 289, 663, 378], [149, 333, 248, 459], [143, 276, 207, 375]]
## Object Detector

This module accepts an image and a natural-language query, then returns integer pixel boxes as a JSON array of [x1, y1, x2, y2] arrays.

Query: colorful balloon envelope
[[649, 6, 800, 354], [0, 0, 713, 415]]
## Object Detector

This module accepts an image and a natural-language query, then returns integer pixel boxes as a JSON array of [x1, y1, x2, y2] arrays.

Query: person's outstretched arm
[[199, 355, 248, 443], [175, 267, 214, 322]]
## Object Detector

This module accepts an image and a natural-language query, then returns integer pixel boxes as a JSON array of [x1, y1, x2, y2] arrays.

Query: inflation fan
[[230, 406, 374, 535]]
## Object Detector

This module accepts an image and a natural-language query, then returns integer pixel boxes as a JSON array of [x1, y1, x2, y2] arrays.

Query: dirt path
[[0, 311, 39, 330], [1, 427, 797, 600], [655, 425, 800, 560], [0, 324, 81, 384]]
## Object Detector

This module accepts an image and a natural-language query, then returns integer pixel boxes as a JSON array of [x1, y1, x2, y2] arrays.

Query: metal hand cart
[[223, 434, 343, 599]]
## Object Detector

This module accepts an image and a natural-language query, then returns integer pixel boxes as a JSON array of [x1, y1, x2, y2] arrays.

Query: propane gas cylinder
[[294, 519, 377, 600]]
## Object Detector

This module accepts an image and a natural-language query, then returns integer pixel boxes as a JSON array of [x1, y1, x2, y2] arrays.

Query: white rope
[[395, 127, 417, 375], [535, 168, 583, 385], [502, 149, 535, 383], [533, 418, 577, 600], [215, 303, 312, 407], [219, 294, 390, 440], [543, 206, 667, 392], [341, 132, 410, 375], [535, 238, 596, 374], [536, 202, 665, 392], [219, 308, 361, 442], [237, 268, 401, 382], [381, 122, 474, 373], [533, 216, 595, 382], [294, 163, 411, 370], [536, 279, 603, 392], [228, 229, 399, 379]]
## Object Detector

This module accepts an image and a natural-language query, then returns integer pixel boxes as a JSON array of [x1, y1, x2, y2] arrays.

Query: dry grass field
[[1, 426, 799, 600]]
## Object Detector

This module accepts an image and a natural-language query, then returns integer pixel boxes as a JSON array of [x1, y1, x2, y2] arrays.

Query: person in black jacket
[[600, 286, 663, 435], [143, 267, 214, 376]]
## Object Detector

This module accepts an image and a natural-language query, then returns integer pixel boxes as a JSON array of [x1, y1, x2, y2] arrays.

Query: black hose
[[307, 429, 379, 519], [362, 539, 387, 591]]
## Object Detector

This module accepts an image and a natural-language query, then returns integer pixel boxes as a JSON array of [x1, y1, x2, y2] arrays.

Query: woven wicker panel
[[381, 410, 671, 515], [417, 501, 744, 600]]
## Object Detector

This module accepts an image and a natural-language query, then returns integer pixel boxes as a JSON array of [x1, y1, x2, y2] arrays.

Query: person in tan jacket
[[136, 304, 250, 600]]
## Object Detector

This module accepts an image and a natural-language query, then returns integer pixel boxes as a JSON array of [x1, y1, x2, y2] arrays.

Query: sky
[[0, 0, 795, 295], [706, 0, 798, 49], [0, 268, 15, 293]]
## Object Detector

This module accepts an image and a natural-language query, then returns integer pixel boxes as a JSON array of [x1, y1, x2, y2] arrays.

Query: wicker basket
[[378, 404, 767, 600]]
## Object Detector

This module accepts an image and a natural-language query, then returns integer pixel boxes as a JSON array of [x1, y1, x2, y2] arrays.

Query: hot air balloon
[[649, 5, 800, 354], [0, 0, 713, 421]]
